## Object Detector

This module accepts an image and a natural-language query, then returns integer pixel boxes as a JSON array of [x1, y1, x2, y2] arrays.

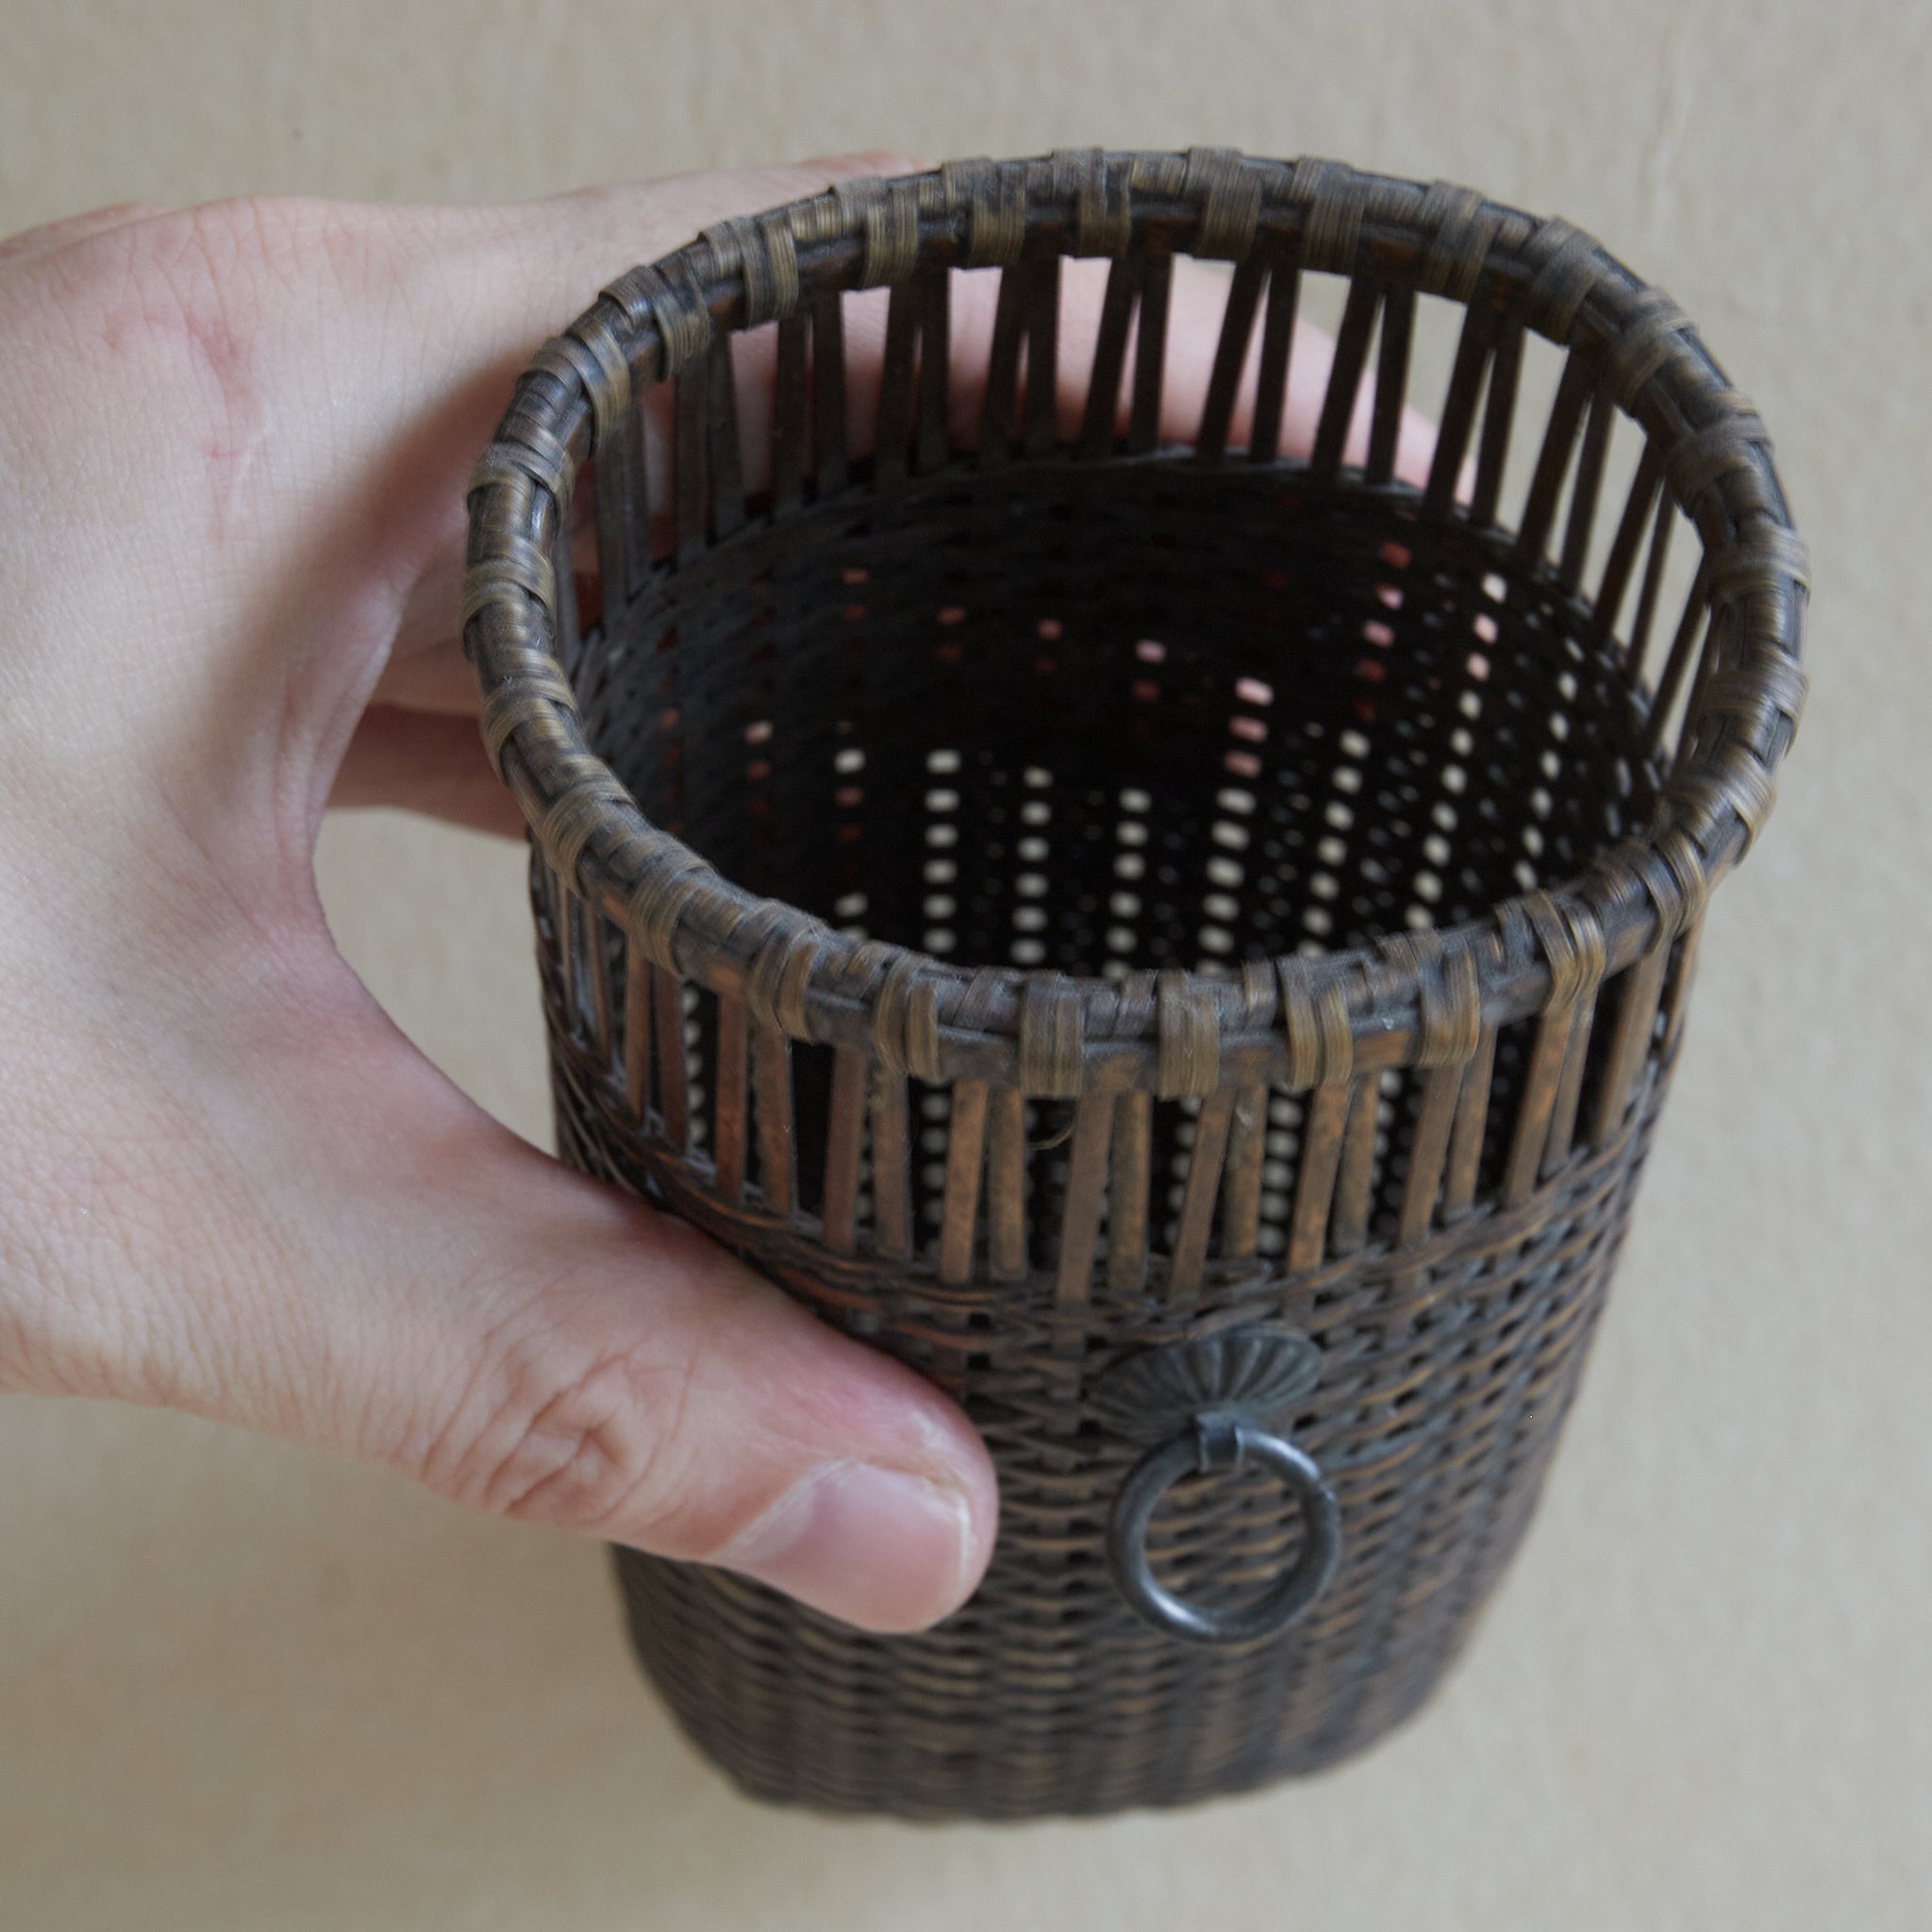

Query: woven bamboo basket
[[462, 150, 1807, 1819]]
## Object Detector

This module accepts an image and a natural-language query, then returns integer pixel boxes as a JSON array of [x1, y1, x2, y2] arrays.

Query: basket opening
[[580, 464, 1661, 982]]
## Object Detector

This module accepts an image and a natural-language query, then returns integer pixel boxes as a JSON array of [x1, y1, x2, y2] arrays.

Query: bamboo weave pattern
[[464, 151, 1805, 1817]]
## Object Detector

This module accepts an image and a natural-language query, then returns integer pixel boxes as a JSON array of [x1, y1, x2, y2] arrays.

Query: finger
[[0, 200, 170, 266], [330, 704, 527, 835], [25, 940, 997, 1634]]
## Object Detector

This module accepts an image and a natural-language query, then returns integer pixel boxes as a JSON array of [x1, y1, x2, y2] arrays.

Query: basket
[[461, 150, 1807, 1819]]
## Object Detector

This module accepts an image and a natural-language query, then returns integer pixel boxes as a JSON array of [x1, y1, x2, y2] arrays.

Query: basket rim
[[461, 147, 1808, 1096]]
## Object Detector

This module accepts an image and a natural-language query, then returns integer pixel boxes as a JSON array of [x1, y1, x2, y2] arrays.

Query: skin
[[0, 156, 1431, 1637]]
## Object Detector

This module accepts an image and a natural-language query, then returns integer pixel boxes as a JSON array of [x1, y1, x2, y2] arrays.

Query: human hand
[[0, 158, 1422, 1635]]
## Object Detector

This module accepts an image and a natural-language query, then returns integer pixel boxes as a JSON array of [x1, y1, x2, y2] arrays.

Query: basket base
[[611, 1538, 1493, 1822]]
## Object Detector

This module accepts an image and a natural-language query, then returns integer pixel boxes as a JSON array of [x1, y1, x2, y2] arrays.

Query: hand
[[0, 158, 1423, 1636]]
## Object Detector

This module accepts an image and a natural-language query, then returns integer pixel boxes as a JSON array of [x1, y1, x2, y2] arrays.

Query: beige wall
[[2, 2, 1926, 1925]]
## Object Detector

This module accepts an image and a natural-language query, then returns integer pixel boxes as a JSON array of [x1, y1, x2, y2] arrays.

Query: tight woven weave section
[[463, 151, 1805, 1818]]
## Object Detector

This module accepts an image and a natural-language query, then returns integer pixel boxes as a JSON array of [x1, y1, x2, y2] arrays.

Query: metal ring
[[1107, 1413, 1342, 1644]]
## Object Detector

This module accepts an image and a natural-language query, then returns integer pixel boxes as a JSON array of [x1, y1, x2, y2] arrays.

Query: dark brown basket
[[462, 150, 1806, 1819]]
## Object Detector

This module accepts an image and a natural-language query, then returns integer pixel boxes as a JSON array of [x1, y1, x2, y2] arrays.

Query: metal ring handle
[[1107, 1412, 1343, 1644]]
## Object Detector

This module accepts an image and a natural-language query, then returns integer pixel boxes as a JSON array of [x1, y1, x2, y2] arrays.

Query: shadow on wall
[[0, 1396, 1456, 1929]]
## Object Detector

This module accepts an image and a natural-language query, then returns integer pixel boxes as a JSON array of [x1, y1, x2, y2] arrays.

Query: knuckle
[[441, 1316, 720, 1550], [7, 193, 366, 392]]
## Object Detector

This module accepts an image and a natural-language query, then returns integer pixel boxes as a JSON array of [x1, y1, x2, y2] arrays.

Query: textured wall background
[[1, 3, 1925, 1926]]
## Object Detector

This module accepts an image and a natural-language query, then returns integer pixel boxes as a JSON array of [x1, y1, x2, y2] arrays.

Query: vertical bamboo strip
[[588, 391, 643, 614], [986, 1086, 1028, 1278], [558, 887, 585, 1042], [752, 1023, 796, 1213], [811, 291, 848, 497], [1020, 258, 1061, 458], [1664, 919, 1705, 1052], [1107, 1090, 1153, 1293], [1055, 1092, 1116, 1309], [1591, 942, 1669, 1146], [1558, 390, 1613, 589], [705, 335, 744, 541], [871, 1067, 914, 1259], [623, 938, 651, 1118], [673, 356, 708, 565], [914, 260, 952, 475], [712, 993, 749, 1203], [822, 1045, 868, 1253], [977, 263, 1029, 464], [1594, 441, 1665, 644], [1309, 277, 1380, 480], [1625, 489, 1675, 673], [1247, 249, 1302, 464], [652, 967, 690, 1151], [1504, 1008, 1576, 1207], [1220, 1083, 1268, 1260], [1398, 1062, 1465, 1243], [546, 494, 581, 669], [1424, 306, 1493, 517], [1541, 987, 1601, 1177], [1170, 1090, 1235, 1296], [938, 1079, 989, 1284], [1077, 257, 1140, 458], [1289, 1079, 1353, 1273], [1195, 257, 1266, 462], [1643, 570, 1713, 761], [584, 907, 613, 1068], [873, 275, 923, 488], [1513, 351, 1593, 565], [1328, 1074, 1381, 1256], [1467, 316, 1524, 529], [771, 310, 808, 513], [1365, 285, 1414, 486], [1126, 256, 1172, 455], [1441, 1025, 1497, 1219]]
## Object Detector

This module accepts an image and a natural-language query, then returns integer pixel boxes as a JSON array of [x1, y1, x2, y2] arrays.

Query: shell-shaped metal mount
[[1091, 1325, 1324, 1443]]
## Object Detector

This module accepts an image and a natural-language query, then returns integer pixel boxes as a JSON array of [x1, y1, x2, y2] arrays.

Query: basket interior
[[581, 462, 1658, 974]]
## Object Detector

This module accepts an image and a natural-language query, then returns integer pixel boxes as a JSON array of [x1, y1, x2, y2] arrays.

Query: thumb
[[33, 945, 998, 1636]]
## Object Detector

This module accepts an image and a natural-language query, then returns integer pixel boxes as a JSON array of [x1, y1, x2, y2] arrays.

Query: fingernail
[[718, 1462, 975, 1633]]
